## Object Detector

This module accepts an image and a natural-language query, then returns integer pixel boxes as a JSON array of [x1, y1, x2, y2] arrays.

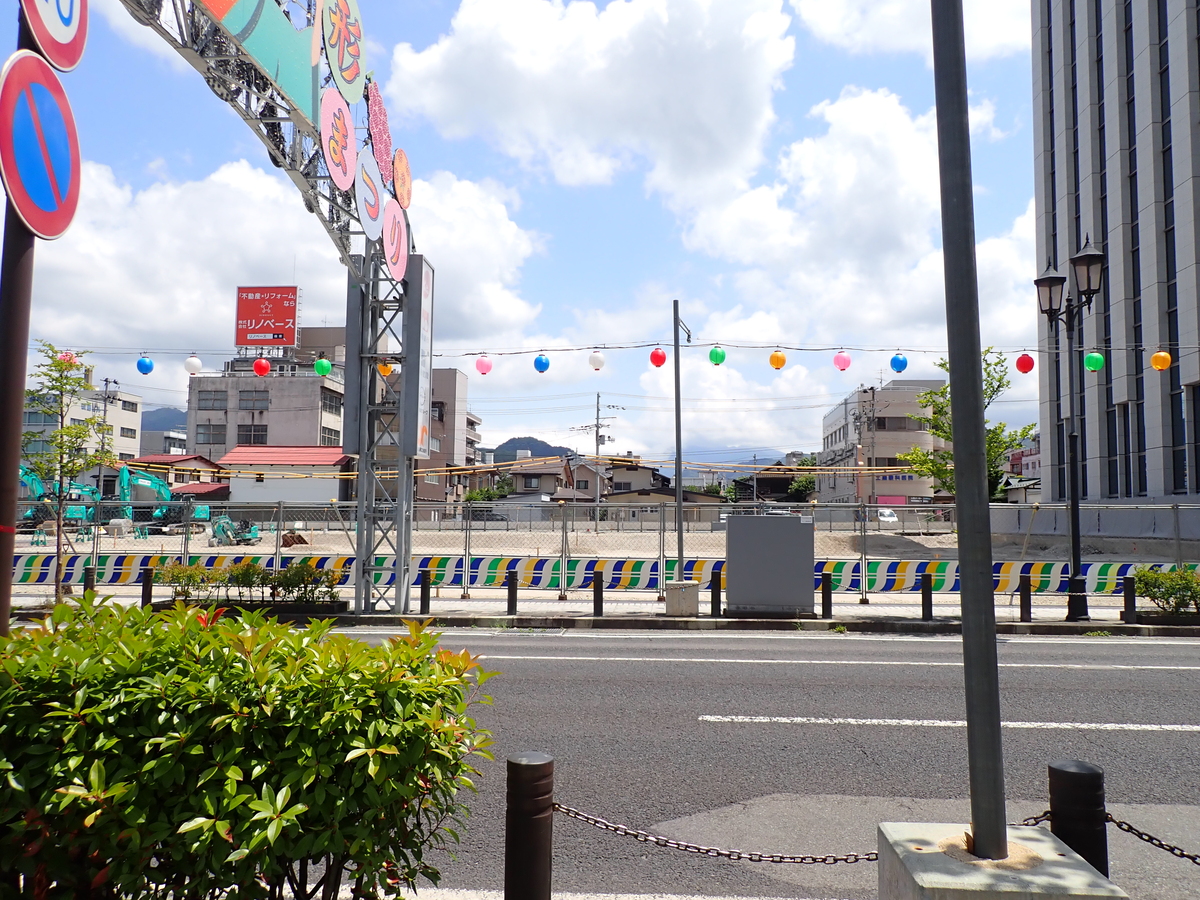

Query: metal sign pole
[[930, 0, 1007, 859]]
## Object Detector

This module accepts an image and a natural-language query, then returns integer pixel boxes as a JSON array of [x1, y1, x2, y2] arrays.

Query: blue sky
[[11, 0, 1039, 460]]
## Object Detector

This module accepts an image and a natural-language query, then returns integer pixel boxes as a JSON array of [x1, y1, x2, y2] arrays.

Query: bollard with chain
[[821, 572, 832, 619], [506, 753, 554, 900], [1049, 759, 1108, 877], [1019, 573, 1032, 623], [593, 569, 603, 617], [920, 572, 933, 621], [711, 569, 721, 617], [140, 567, 154, 609], [420, 569, 431, 615], [1122, 575, 1136, 624], [83, 565, 95, 596], [507, 569, 518, 616]]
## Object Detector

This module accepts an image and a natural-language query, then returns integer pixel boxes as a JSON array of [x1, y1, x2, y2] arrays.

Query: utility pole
[[672, 299, 691, 582], [570, 393, 615, 527], [97, 378, 119, 496]]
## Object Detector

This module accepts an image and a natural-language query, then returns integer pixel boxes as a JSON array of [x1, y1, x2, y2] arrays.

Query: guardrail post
[[711, 569, 721, 617], [921, 572, 933, 621], [592, 569, 603, 617], [140, 567, 154, 609], [1048, 759, 1109, 877], [505, 752, 554, 900], [1122, 575, 1136, 625], [821, 571, 832, 619], [507, 569, 518, 616], [83, 565, 95, 596], [420, 569, 431, 615], [1019, 573, 1032, 623]]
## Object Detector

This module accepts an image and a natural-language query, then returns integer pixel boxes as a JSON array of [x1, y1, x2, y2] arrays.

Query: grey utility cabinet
[[725, 514, 815, 617]]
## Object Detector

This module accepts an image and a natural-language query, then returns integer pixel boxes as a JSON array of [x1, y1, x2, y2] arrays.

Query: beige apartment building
[[817, 380, 949, 505]]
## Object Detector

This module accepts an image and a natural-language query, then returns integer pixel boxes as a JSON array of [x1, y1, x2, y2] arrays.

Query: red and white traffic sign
[[20, 0, 89, 72], [0, 51, 82, 239]]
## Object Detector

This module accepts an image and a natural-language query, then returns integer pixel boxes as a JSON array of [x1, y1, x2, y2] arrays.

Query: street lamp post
[[1034, 238, 1105, 622]]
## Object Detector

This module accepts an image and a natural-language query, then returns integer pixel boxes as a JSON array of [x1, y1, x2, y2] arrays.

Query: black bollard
[[507, 569, 518, 616], [821, 571, 832, 619], [83, 565, 95, 596], [921, 572, 933, 621], [593, 570, 603, 617], [1048, 759, 1109, 877], [506, 752, 554, 900], [1122, 575, 1137, 625], [1019, 573, 1032, 623], [711, 570, 721, 617], [140, 567, 154, 609], [420, 569, 431, 615]]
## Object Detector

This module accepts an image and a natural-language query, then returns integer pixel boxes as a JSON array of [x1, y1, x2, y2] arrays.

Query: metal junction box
[[726, 515, 815, 617]]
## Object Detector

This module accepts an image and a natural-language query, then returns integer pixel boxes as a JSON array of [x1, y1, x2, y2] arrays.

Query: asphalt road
[[341, 628, 1200, 900]]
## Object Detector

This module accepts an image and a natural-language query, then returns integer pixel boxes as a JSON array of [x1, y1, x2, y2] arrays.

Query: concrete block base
[[878, 823, 1128, 899], [663, 580, 699, 616]]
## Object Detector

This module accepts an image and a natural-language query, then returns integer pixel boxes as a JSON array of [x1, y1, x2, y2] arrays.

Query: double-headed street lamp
[[1034, 237, 1106, 621]]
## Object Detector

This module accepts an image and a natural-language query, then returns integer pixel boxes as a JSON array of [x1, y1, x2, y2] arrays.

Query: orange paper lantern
[[1151, 350, 1172, 371]]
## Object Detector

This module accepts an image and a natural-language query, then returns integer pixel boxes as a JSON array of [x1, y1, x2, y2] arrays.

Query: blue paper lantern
[[136, 356, 154, 375], [890, 353, 907, 373], [534, 353, 550, 373]]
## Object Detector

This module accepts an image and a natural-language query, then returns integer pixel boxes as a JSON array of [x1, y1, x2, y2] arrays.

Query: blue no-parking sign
[[0, 50, 81, 240]]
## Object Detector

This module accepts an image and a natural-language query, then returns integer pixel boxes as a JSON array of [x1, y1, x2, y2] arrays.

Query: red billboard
[[235, 286, 298, 347]]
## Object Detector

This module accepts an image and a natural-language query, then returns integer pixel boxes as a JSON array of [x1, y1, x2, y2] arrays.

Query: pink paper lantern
[[833, 351, 852, 371], [476, 356, 493, 375]]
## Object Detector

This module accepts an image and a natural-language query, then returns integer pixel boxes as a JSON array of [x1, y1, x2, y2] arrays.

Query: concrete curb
[[12, 608, 1199, 636]]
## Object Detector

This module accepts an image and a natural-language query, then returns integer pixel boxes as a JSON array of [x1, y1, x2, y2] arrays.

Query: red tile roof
[[217, 446, 351, 467], [170, 482, 230, 498], [129, 454, 221, 467]]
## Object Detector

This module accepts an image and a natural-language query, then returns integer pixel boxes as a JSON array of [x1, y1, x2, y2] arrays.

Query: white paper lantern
[[184, 355, 203, 375], [588, 350, 605, 371]]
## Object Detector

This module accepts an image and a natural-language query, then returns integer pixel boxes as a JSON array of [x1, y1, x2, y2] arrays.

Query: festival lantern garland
[[475, 356, 492, 375], [136, 356, 154, 375], [253, 358, 271, 377], [1151, 350, 1172, 371], [709, 346, 726, 366], [314, 357, 333, 376], [1084, 351, 1105, 372], [890, 353, 907, 373], [184, 355, 203, 375], [833, 351, 851, 371], [588, 350, 605, 371], [650, 347, 667, 368], [769, 350, 786, 370], [1016, 353, 1035, 374], [534, 353, 550, 373]]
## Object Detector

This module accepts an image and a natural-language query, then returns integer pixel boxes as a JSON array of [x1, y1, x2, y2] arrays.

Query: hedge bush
[[1133, 566, 1200, 614], [0, 599, 493, 899], [154, 561, 343, 605]]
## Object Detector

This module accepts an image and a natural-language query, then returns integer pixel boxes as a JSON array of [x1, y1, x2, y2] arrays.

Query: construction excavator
[[18, 464, 101, 528], [118, 465, 211, 529]]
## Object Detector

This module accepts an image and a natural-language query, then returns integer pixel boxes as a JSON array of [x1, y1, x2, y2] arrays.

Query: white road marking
[[699, 715, 1200, 732], [476, 654, 1200, 672]]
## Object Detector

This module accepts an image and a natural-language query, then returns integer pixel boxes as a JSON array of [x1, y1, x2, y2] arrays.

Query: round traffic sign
[[20, 0, 89, 72], [0, 51, 81, 240]]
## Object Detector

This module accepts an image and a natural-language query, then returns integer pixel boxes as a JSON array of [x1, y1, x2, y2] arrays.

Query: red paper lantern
[[1015, 353, 1035, 374], [253, 358, 271, 377], [650, 347, 667, 367]]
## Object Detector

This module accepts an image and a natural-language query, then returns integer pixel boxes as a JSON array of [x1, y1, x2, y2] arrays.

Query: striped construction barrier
[[12, 555, 1192, 594]]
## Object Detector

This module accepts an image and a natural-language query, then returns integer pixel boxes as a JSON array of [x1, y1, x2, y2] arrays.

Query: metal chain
[[1013, 810, 1052, 827], [552, 803, 877, 864], [1106, 814, 1200, 866]]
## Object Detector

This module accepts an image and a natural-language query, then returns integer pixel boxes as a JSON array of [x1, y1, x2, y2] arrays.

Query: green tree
[[702, 482, 725, 497], [22, 342, 116, 599], [897, 348, 1034, 499], [494, 474, 514, 497], [786, 474, 816, 500]]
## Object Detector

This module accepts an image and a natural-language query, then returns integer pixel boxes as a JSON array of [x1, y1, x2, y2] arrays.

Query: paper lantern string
[[314, 356, 333, 376], [650, 347, 667, 368], [769, 350, 786, 370], [1015, 353, 1035, 374], [589, 350, 605, 371], [890, 353, 907, 373], [1151, 350, 1172, 371], [136, 356, 154, 375], [534, 353, 550, 373], [184, 355, 203, 375], [1084, 351, 1105, 372], [476, 356, 493, 375], [253, 358, 271, 377], [709, 346, 726, 366], [833, 351, 851, 371]]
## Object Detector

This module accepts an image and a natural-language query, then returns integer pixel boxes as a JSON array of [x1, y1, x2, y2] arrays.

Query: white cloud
[[93, 0, 191, 71], [791, 0, 1030, 63], [387, 0, 794, 205]]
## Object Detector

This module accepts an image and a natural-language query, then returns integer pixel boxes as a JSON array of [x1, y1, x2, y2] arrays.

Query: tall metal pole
[[1063, 303, 1088, 620], [0, 16, 39, 635], [672, 299, 684, 582], [594, 392, 601, 514], [930, 0, 1008, 858]]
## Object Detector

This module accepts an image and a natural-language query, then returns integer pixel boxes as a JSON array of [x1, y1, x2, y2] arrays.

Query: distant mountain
[[142, 407, 187, 430], [493, 436, 573, 463]]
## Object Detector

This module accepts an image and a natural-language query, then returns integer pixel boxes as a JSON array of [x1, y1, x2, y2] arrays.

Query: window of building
[[22, 411, 56, 426], [196, 423, 226, 445], [320, 426, 340, 446], [70, 418, 85, 427], [118, 453, 134, 461], [239, 390, 270, 410], [430, 437, 441, 452], [237, 424, 268, 445], [24, 439, 50, 454], [197, 390, 227, 410], [121, 400, 138, 412], [175, 470, 193, 484], [321, 389, 343, 415], [432, 403, 445, 421], [120, 427, 137, 439], [424, 473, 440, 484], [524, 476, 540, 489], [614, 481, 631, 492]]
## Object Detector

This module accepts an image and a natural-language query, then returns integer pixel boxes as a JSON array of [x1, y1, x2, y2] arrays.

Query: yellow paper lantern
[[769, 350, 787, 370], [377, 362, 393, 377], [1151, 351, 1172, 371]]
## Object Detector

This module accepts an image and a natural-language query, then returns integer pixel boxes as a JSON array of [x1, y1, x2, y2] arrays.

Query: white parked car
[[877, 508, 899, 524]]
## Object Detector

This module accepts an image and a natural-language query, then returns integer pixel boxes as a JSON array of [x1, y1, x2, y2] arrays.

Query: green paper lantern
[[1084, 351, 1105, 372], [709, 345, 726, 366], [314, 358, 332, 376]]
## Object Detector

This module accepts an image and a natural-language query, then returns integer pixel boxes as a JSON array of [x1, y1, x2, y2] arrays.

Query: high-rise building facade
[[1034, 0, 1200, 501]]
